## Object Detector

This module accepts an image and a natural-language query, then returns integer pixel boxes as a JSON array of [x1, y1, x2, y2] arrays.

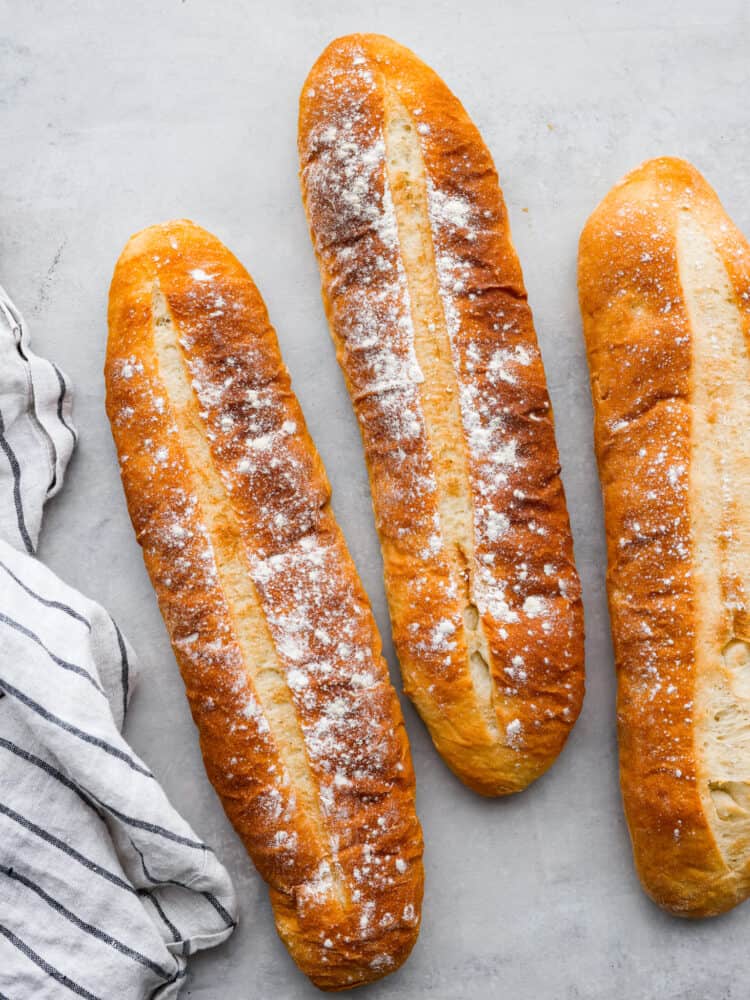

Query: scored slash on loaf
[[579, 157, 750, 917], [105, 220, 424, 990], [299, 34, 585, 796]]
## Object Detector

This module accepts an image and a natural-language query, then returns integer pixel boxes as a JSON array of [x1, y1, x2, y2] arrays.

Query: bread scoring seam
[[678, 212, 750, 870], [381, 86, 500, 741], [151, 283, 346, 907]]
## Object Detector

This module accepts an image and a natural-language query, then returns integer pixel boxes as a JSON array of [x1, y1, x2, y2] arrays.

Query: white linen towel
[[0, 284, 238, 999]]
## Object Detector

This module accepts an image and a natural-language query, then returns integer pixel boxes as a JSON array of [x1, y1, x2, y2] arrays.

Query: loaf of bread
[[105, 220, 424, 988], [579, 156, 750, 916], [298, 34, 585, 796]]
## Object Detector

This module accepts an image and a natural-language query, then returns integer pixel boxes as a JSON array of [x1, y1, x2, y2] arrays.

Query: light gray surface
[[2, 2, 749, 997]]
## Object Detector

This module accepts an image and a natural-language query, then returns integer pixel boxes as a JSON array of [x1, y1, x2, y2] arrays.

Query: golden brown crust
[[299, 34, 584, 796], [105, 220, 423, 988], [579, 157, 750, 916]]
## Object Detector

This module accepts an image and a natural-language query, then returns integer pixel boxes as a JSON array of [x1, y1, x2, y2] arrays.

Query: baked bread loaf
[[105, 220, 424, 988], [579, 156, 750, 917], [298, 34, 584, 796]]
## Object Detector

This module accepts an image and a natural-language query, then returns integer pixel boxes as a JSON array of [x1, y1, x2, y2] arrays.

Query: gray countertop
[[3, 2, 749, 997]]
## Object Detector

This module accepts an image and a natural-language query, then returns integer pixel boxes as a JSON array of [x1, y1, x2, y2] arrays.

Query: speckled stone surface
[[2, 2, 749, 997]]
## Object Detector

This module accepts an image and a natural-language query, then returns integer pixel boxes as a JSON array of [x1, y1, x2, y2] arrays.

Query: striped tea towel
[[0, 284, 238, 999], [0, 286, 76, 553]]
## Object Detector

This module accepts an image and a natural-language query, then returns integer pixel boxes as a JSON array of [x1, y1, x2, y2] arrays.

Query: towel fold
[[0, 285, 238, 999]]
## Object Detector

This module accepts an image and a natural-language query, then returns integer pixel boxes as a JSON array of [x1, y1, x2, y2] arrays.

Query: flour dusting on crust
[[299, 37, 583, 773]]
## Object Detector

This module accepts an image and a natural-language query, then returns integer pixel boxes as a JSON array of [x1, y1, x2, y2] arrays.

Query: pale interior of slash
[[152, 286, 344, 904], [679, 213, 750, 869], [382, 89, 500, 742]]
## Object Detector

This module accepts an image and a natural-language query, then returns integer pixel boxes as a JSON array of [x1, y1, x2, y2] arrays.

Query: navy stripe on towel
[[0, 802, 132, 894], [1, 865, 173, 979], [0, 409, 33, 554], [0, 560, 91, 629], [0, 612, 103, 695], [0, 924, 102, 1000], [0, 678, 153, 777]]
